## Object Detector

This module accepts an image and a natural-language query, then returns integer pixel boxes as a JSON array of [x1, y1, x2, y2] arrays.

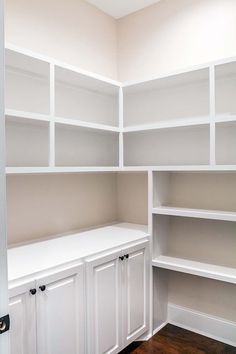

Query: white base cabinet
[[9, 264, 84, 354], [86, 240, 149, 354], [9, 281, 37, 354]]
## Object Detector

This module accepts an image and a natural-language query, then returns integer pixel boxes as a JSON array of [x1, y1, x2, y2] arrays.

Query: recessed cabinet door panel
[[123, 242, 148, 346], [86, 251, 121, 354], [36, 264, 84, 354], [9, 282, 37, 354]]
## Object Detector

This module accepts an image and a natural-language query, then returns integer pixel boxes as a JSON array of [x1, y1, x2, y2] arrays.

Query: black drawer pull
[[39, 285, 46, 292], [30, 289, 37, 295], [119, 256, 124, 261], [125, 254, 129, 259]]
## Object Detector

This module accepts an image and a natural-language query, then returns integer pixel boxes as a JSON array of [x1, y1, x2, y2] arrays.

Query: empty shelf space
[[123, 68, 209, 127], [215, 61, 236, 117], [5, 49, 50, 114], [55, 123, 119, 167], [152, 206, 236, 221], [124, 125, 210, 166], [153, 172, 236, 212], [6, 117, 49, 167], [152, 255, 236, 284], [55, 66, 119, 127], [216, 121, 236, 165]]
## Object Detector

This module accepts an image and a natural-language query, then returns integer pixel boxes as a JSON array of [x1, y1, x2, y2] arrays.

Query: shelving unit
[[5, 43, 236, 347], [5, 44, 236, 173], [151, 171, 236, 345], [5, 44, 121, 172]]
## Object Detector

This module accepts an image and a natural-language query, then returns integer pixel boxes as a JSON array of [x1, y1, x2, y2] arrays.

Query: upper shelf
[[5, 44, 236, 173]]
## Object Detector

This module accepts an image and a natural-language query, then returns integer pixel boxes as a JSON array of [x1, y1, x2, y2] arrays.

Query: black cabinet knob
[[119, 256, 124, 261], [39, 285, 46, 292], [30, 289, 37, 295], [125, 254, 129, 259]]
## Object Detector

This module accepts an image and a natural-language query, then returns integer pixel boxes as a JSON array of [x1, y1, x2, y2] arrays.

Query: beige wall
[[117, 172, 148, 225], [7, 172, 148, 246], [7, 174, 118, 245], [6, 0, 236, 81], [6, 0, 118, 79], [118, 0, 236, 81]]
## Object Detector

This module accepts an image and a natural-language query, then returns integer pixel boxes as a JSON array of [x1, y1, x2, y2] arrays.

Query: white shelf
[[6, 166, 122, 175], [123, 116, 211, 132], [5, 109, 120, 133], [152, 206, 236, 222], [152, 255, 236, 284]]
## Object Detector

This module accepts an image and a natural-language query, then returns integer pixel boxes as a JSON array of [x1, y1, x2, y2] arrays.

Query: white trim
[[152, 321, 168, 335], [168, 303, 236, 347]]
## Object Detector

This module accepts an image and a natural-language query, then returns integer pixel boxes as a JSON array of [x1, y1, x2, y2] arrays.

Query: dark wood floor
[[120, 324, 236, 354]]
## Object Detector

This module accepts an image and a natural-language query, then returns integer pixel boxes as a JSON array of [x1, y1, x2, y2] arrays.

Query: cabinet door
[[36, 264, 84, 354], [86, 250, 122, 354], [9, 281, 37, 354], [122, 240, 149, 346]]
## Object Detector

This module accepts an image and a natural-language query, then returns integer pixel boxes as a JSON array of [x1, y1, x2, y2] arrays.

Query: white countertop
[[8, 223, 149, 282]]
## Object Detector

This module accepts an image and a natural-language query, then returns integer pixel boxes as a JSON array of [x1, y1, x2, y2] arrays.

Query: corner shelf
[[152, 206, 236, 222], [152, 255, 236, 285]]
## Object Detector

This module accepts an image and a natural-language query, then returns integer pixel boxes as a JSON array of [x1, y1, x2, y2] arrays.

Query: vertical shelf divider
[[210, 65, 216, 166], [119, 86, 124, 168], [49, 63, 55, 168]]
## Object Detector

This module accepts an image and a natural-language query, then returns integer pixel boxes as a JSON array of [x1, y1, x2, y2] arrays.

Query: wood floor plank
[[120, 324, 236, 354]]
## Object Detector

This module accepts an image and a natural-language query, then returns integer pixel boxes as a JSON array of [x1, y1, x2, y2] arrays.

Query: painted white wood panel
[[36, 265, 84, 354], [9, 282, 37, 354], [86, 250, 121, 354], [123, 242, 148, 346]]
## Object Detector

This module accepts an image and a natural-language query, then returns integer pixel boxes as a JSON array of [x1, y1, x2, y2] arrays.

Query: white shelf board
[[6, 165, 236, 175], [152, 206, 236, 222], [55, 116, 120, 132], [122, 55, 236, 89], [152, 255, 236, 284], [5, 109, 120, 133], [6, 166, 121, 175], [123, 116, 211, 132], [5, 109, 50, 123], [214, 114, 236, 123], [153, 206, 236, 221], [6, 43, 121, 88]]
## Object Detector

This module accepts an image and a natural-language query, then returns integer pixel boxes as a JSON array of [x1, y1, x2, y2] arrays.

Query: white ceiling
[[86, 0, 161, 19]]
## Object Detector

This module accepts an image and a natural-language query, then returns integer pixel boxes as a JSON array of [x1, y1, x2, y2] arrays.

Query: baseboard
[[168, 303, 236, 347], [153, 321, 168, 335]]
